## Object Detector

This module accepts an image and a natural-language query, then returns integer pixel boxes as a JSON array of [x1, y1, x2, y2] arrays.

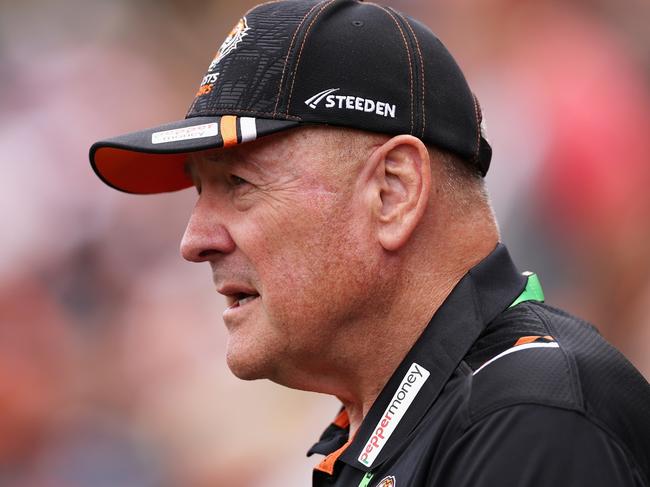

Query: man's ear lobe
[[369, 135, 431, 252]]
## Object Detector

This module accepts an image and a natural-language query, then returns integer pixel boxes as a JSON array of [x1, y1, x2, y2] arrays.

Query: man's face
[[181, 128, 383, 386]]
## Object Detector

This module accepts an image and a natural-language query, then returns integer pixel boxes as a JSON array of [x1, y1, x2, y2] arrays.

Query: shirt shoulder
[[463, 301, 650, 483], [431, 403, 648, 487]]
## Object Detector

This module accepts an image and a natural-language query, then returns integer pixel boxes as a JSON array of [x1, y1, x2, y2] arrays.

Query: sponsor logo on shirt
[[358, 363, 430, 467]]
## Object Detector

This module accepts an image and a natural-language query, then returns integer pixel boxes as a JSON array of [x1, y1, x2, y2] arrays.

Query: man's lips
[[217, 284, 261, 309], [228, 295, 259, 309]]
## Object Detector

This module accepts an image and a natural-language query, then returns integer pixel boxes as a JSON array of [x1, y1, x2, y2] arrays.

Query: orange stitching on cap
[[366, 3, 414, 134], [273, 1, 325, 117], [400, 15, 426, 138], [285, 0, 338, 116], [472, 94, 481, 163]]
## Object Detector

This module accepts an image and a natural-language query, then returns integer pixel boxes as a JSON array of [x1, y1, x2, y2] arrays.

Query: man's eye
[[229, 175, 249, 187]]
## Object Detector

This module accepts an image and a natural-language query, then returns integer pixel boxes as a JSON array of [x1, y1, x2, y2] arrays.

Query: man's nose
[[180, 198, 236, 262]]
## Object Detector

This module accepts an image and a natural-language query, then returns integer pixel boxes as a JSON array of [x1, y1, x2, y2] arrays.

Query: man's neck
[[338, 265, 470, 437], [337, 234, 499, 437], [269, 225, 499, 438]]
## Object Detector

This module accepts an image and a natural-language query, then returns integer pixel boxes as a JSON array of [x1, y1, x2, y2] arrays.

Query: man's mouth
[[226, 292, 260, 308], [217, 283, 261, 314]]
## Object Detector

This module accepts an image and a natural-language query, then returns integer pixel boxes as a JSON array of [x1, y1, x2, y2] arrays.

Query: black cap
[[89, 0, 492, 194]]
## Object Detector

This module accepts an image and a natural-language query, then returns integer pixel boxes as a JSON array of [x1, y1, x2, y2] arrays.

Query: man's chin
[[225, 348, 273, 381]]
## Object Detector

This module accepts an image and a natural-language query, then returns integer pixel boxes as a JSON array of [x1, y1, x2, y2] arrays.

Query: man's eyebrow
[[184, 150, 279, 182], [209, 151, 275, 175]]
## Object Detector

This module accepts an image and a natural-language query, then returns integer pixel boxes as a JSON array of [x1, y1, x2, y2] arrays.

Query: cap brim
[[90, 116, 300, 194]]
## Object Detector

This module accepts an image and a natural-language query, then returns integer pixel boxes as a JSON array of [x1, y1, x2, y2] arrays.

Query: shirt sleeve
[[430, 404, 648, 487]]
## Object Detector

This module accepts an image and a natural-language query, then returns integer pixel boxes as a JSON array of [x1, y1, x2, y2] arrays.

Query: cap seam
[[272, 0, 325, 117], [365, 2, 414, 135], [242, 0, 287, 18], [245, 0, 286, 12], [399, 15, 426, 139], [285, 0, 339, 117], [187, 109, 302, 120]]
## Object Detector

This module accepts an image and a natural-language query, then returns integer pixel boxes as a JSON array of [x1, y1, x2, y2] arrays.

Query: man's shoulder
[[461, 301, 650, 480], [464, 302, 581, 420]]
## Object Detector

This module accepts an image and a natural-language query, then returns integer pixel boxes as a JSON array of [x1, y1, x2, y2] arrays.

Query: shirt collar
[[309, 243, 526, 473]]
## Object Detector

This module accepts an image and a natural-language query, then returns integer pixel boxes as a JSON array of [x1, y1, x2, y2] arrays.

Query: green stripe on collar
[[509, 272, 545, 308]]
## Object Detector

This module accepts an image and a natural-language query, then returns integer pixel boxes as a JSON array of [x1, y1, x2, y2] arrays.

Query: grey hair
[[429, 146, 497, 224]]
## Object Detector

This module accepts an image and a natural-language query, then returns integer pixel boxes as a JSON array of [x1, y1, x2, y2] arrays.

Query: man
[[89, 1, 650, 485]]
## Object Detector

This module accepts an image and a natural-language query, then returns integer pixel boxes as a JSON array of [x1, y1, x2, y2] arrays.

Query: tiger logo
[[209, 17, 250, 71], [375, 476, 396, 487]]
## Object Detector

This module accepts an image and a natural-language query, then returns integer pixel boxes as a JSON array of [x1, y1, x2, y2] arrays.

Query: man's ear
[[365, 135, 432, 252]]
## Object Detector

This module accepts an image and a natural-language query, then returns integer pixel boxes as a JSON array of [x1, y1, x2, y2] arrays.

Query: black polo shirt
[[308, 244, 650, 487]]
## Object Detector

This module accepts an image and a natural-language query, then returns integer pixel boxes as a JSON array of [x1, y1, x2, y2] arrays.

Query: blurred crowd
[[1, 0, 649, 485]]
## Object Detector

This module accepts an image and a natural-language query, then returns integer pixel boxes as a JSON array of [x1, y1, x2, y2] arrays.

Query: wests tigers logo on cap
[[209, 17, 250, 70], [197, 17, 251, 97]]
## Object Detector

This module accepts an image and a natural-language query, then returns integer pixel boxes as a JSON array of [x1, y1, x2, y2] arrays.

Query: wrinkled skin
[[181, 127, 387, 389]]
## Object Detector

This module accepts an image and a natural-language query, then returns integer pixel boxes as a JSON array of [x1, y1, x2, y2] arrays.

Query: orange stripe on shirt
[[333, 409, 350, 429], [514, 336, 541, 346], [220, 115, 238, 147], [314, 439, 352, 476], [514, 335, 555, 347]]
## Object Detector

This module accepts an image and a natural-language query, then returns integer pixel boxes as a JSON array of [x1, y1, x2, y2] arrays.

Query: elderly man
[[90, 1, 650, 486]]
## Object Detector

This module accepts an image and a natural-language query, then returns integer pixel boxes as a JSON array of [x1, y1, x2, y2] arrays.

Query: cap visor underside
[[90, 116, 300, 194]]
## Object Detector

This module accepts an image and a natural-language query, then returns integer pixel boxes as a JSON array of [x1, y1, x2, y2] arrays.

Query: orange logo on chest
[[375, 476, 396, 487]]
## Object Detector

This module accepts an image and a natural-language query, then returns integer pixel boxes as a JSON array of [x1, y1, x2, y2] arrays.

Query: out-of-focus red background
[[1, 0, 649, 485]]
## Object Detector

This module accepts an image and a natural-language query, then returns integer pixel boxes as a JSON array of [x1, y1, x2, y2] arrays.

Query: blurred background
[[1, 0, 649, 485]]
